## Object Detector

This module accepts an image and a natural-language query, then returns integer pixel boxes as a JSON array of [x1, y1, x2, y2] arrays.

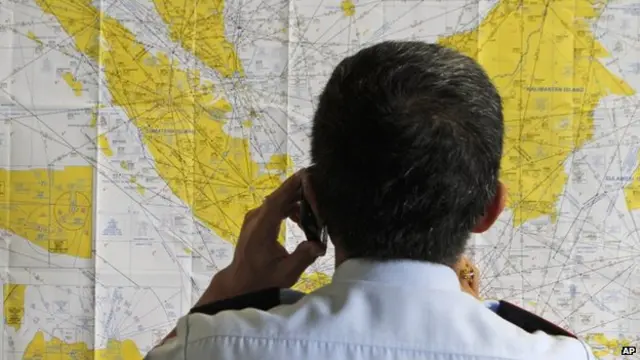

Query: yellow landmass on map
[[150, 0, 244, 78], [35, 0, 290, 245], [89, 105, 105, 128], [128, 176, 145, 195], [623, 177, 640, 209], [27, 31, 43, 46], [439, 0, 635, 226], [585, 333, 632, 358], [98, 134, 113, 157], [341, 0, 355, 16], [3, 284, 26, 331], [293, 272, 331, 293], [0, 167, 93, 258], [622, 156, 640, 208], [23, 331, 143, 360], [61, 72, 83, 97]]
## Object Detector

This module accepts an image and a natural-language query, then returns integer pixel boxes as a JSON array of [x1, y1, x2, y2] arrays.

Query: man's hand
[[454, 256, 481, 300], [196, 170, 325, 306]]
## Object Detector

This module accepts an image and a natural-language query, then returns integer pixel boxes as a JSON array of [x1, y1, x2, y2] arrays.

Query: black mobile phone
[[299, 187, 328, 248]]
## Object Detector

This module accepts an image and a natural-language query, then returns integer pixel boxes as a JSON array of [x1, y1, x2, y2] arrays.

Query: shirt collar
[[332, 258, 462, 291]]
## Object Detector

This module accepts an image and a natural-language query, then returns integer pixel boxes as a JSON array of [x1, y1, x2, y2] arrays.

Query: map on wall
[[0, 0, 639, 358]]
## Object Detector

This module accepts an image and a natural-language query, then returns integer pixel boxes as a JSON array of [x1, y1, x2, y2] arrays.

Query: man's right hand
[[454, 256, 481, 299], [196, 170, 325, 307]]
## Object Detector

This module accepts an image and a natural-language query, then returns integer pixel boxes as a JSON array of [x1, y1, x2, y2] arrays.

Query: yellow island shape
[[341, 0, 355, 17], [23, 331, 143, 360], [585, 333, 632, 359], [3, 284, 26, 331], [439, 0, 635, 226], [61, 72, 83, 97]]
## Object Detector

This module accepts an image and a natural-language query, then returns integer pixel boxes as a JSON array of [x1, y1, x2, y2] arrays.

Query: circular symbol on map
[[54, 191, 91, 231]]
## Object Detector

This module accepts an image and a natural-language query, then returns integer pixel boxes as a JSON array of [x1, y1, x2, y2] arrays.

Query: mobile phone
[[299, 187, 328, 248]]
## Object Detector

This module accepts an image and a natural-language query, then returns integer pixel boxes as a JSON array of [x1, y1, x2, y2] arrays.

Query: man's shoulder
[[470, 299, 596, 360]]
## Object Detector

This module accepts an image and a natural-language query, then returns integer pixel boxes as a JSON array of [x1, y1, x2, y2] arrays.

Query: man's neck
[[333, 248, 457, 271]]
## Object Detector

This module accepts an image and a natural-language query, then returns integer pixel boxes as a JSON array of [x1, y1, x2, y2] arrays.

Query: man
[[146, 41, 595, 359]]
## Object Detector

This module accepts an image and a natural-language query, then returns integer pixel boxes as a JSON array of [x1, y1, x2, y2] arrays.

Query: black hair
[[310, 41, 503, 266]]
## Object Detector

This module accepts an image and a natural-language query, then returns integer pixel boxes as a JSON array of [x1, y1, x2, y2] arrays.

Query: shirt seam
[[181, 334, 522, 360]]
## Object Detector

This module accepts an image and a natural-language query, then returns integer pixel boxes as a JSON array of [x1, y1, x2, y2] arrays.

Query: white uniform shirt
[[146, 259, 595, 360]]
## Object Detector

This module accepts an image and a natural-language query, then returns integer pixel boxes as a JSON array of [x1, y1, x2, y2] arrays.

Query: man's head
[[307, 41, 505, 267]]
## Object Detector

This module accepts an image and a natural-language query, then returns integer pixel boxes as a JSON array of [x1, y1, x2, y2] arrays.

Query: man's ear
[[472, 181, 506, 233]]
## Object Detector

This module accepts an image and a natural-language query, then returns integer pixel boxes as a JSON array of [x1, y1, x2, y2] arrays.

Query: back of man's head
[[310, 41, 504, 266]]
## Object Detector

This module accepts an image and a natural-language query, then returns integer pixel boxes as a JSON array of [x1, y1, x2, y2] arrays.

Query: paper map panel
[[0, 0, 639, 359]]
